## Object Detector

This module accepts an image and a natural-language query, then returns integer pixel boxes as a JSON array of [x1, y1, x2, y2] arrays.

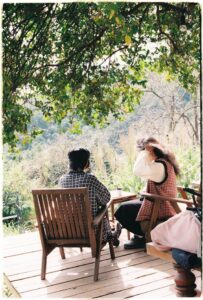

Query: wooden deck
[[3, 230, 202, 298]]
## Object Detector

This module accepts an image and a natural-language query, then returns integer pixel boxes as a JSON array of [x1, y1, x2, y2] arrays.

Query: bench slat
[[146, 242, 201, 271]]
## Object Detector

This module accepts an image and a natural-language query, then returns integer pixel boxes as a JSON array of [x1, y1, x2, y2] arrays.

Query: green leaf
[[125, 35, 132, 46], [109, 9, 115, 20]]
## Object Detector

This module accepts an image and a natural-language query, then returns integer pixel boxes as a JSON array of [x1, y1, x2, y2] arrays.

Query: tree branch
[[18, 4, 56, 73], [138, 4, 150, 36], [156, 4, 178, 52], [158, 2, 187, 14], [33, 27, 107, 72], [98, 46, 128, 67], [175, 105, 200, 123]]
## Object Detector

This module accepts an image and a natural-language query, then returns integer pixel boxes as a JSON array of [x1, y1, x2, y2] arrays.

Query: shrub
[[3, 133, 200, 236]]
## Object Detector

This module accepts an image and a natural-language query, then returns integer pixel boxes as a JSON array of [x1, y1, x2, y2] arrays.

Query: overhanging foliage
[[3, 2, 201, 147]]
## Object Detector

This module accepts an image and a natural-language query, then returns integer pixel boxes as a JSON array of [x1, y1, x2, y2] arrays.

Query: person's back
[[59, 148, 121, 245], [59, 170, 110, 221]]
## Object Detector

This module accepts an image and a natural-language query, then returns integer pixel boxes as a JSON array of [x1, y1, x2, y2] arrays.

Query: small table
[[110, 190, 137, 239]]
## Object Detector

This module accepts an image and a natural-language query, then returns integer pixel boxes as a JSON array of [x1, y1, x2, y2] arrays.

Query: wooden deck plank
[[10, 251, 153, 291], [69, 272, 175, 299], [20, 260, 170, 298], [3, 230, 202, 298], [4, 247, 140, 275], [136, 284, 175, 298], [3, 231, 40, 250], [26, 263, 173, 298], [4, 247, 117, 276]]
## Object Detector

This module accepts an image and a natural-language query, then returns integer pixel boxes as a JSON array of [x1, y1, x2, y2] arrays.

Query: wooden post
[[173, 263, 197, 297]]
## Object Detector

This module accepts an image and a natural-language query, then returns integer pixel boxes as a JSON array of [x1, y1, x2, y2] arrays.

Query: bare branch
[[98, 46, 128, 67], [175, 105, 200, 123]]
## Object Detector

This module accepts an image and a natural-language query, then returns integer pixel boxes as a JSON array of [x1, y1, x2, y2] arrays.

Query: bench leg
[[173, 263, 197, 297]]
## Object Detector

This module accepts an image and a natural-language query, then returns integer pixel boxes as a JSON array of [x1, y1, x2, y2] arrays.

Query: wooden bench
[[140, 186, 194, 242], [147, 242, 201, 297], [141, 186, 201, 297]]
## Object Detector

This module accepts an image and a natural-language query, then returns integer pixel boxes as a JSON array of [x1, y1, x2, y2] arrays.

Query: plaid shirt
[[58, 171, 112, 241], [136, 159, 177, 221]]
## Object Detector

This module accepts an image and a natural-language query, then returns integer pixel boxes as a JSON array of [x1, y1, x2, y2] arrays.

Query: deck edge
[[3, 273, 21, 298]]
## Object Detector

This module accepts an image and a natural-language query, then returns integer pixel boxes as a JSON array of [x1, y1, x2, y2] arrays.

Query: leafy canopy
[[3, 2, 201, 148]]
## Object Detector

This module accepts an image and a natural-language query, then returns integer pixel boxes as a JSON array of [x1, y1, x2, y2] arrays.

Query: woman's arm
[[133, 151, 165, 183]]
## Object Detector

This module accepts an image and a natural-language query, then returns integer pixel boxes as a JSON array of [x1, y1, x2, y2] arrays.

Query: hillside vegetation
[[3, 73, 201, 235]]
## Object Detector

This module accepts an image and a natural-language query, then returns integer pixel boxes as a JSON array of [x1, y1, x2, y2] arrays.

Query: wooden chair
[[140, 187, 201, 297], [140, 186, 194, 242], [32, 188, 115, 281]]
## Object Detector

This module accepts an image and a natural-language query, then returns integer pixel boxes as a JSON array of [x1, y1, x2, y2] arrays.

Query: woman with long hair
[[115, 137, 180, 249]]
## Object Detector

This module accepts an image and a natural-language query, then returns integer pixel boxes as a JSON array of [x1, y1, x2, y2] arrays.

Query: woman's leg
[[114, 199, 144, 236]]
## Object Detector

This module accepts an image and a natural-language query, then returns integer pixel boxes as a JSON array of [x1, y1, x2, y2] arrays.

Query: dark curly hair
[[68, 148, 90, 171]]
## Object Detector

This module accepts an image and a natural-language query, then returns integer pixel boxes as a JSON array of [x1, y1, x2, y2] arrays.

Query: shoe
[[124, 236, 146, 249], [112, 222, 122, 247], [113, 239, 120, 247]]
